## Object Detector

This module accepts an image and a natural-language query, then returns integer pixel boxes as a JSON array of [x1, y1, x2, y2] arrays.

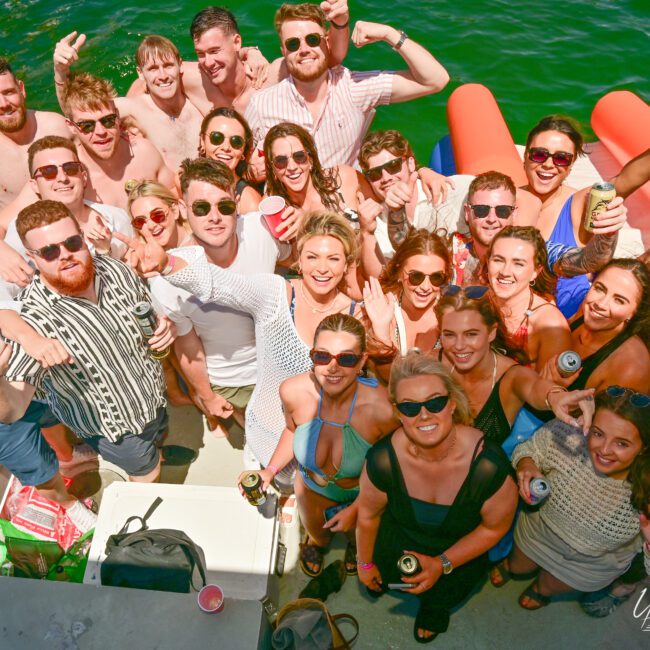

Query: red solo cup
[[198, 584, 225, 613], [259, 196, 286, 239]]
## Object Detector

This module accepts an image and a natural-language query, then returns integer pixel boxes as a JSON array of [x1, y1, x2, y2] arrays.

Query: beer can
[[529, 478, 551, 504], [240, 471, 266, 506], [397, 553, 421, 577], [584, 182, 616, 232], [557, 350, 581, 378], [133, 302, 170, 359]]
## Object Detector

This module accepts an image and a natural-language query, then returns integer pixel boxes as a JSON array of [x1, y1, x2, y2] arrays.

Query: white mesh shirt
[[168, 246, 311, 469]]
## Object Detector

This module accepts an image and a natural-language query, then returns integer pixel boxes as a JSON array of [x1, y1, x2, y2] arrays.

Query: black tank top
[[474, 368, 516, 445], [568, 317, 635, 390]]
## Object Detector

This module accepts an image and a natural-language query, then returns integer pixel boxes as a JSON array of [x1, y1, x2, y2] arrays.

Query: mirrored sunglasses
[[442, 284, 490, 300], [132, 208, 168, 230], [606, 385, 650, 408]]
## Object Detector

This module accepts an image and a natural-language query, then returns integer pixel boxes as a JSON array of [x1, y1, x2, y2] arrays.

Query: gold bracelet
[[545, 386, 567, 410]]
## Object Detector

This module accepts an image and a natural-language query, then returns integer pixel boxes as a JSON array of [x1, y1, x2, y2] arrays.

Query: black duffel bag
[[101, 497, 207, 593]]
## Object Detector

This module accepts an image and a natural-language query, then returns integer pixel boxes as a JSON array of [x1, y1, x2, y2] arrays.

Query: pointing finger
[[72, 33, 87, 51]]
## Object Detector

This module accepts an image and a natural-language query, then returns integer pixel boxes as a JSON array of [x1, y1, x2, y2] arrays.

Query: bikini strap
[[348, 300, 357, 315], [471, 436, 485, 463], [346, 386, 359, 423]]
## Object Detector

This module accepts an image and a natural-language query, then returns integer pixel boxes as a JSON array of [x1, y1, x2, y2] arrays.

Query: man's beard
[[287, 56, 328, 83], [41, 256, 94, 295], [0, 105, 27, 133]]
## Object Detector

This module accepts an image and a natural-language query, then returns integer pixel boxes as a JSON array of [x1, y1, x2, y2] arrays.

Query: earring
[[529, 279, 536, 287]]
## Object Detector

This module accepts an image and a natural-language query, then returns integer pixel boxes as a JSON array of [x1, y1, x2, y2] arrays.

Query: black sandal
[[413, 606, 440, 644], [344, 541, 358, 576], [490, 559, 539, 588], [519, 581, 551, 610], [300, 536, 325, 577]]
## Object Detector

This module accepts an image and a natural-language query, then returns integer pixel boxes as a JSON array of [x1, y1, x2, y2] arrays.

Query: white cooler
[[85, 482, 280, 603]]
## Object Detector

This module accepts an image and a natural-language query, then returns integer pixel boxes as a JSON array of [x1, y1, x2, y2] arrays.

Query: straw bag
[[272, 597, 359, 650]]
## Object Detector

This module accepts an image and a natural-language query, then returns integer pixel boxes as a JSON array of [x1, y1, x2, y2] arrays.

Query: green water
[[2, 0, 648, 163]]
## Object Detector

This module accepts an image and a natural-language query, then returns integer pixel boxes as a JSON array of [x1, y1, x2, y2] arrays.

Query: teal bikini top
[[293, 377, 377, 482]]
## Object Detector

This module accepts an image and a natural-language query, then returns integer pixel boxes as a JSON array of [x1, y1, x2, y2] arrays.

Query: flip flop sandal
[[413, 606, 440, 644], [300, 537, 325, 577], [299, 560, 347, 600], [344, 541, 358, 576], [519, 581, 551, 610], [490, 559, 539, 588]]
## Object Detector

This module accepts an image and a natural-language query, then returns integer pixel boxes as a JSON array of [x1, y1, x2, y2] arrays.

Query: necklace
[[299, 281, 339, 314], [408, 427, 457, 463], [451, 349, 498, 391]]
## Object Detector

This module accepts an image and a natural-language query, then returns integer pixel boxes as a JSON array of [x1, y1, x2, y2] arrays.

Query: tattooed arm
[[387, 208, 412, 251], [552, 233, 618, 278]]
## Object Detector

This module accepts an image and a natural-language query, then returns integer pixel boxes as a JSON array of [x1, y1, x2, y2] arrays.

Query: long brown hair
[[482, 226, 557, 300], [263, 122, 343, 213], [380, 229, 450, 296], [199, 107, 253, 179]]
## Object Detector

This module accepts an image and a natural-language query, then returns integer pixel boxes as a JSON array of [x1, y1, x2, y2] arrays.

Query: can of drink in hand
[[240, 471, 266, 506], [133, 302, 170, 359], [397, 553, 421, 577], [584, 182, 616, 232], [529, 478, 551, 504], [557, 351, 581, 377]]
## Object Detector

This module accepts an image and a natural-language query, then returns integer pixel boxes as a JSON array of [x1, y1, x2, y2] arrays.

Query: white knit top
[[512, 419, 649, 572], [167, 246, 312, 467]]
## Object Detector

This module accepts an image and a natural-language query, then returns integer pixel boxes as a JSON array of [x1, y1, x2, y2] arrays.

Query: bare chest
[[0, 141, 30, 208]]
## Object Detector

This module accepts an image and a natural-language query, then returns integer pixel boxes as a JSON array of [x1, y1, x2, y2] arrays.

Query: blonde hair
[[127, 180, 179, 216], [388, 352, 473, 425], [62, 72, 116, 117], [136, 35, 181, 69], [296, 211, 358, 265]]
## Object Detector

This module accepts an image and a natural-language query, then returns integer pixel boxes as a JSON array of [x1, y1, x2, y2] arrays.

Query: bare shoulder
[[514, 188, 541, 226], [280, 372, 313, 405], [34, 110, 69, 136], [130, 134, 164, 161], [180, 61, 202, 88], [532, 301, 569, 328], [599, 336, 650, 390], [336, 165, 358, 184]]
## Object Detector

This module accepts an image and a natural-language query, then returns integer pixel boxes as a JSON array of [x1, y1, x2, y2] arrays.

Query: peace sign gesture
[[114, 229, 170, 279]]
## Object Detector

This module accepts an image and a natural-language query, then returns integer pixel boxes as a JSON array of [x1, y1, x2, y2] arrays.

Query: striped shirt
[[4, 256, 165, 443], [245, 66, 394, 168]]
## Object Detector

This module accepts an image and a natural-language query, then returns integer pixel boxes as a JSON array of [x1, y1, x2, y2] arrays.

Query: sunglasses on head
[[395, 394, 450, 417], [32, 161, 84, 181], [469, 204, 515, 219], [606, 385, 650, 408], [72, 113, 119, 134], [310, 349, 363, 368], [191, 199, 237, 217], [527, 147, 574, 168], [132, 207, 168, 230], [406, 270, 447, 287], [209, 131, 245, 150], [27, 234, 84, 262], [284, 32, 322, 53], [363, 157, 403, 182], [442, 284, 490, 300], [272, 150, 309, 170]]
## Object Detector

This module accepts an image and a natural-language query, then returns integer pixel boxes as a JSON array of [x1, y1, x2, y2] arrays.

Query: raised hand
[[356, 191, 382, 235], [53, 31, 86, 76], [320, 0, 349, 24], [363, 277, 396, 344], [85, 212, 112, 254], [351, 21, 393, 48], [547, 387, 596, 434], [385, 170, 417, 211], [113, 229, 168, 278], [590, 195, 628, 235], [242, 47, 269, 90], [417, 167, 455, 205]]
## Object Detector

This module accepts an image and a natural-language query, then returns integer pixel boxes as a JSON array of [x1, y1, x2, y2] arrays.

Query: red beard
[[41, 256, 94, 295]]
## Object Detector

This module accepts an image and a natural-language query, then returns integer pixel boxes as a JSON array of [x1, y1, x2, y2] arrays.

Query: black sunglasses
[[310, 349, 363, 368], [469, 204, 515, 219], [27, 234, 84, 262], [32, 161, 84, 181], [191, 199, 237, 217], [272, 150, 309, 170], [406, 271, 447, 287], [442, 284, 490, 299], [364, 157, 403, 182], [606, 385, 650, 408], [284, 33, 322, 53], [209, 131, 245, 150], [72, 113, 119, 134], [395, 394, 450, 417], [527, 147, 574, 168]]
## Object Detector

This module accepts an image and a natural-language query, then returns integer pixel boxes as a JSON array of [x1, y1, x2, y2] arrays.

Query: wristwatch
[[393, 30, 408, 51], [439, 553, 453, 575]]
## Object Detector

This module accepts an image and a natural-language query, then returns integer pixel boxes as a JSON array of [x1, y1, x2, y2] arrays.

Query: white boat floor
[[93, 404, 650, 650]]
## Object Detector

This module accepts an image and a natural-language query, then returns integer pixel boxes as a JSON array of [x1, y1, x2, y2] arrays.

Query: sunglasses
[[209, 131, 245, 150], [32, 161, 84, 181], [72, 113, 119, 134], [272, 150, 309, 170], [132, 207, 168, 230], [191, 199, 237, 217], [310, 349, 363, 368], [442, 284, 490, 300], [469, 204, 515, 219], [406, 270, 447, 287], [363, 157, 403, 182], [284, 33, 322, 53], [527, 147, 574, 168], [27, 234, 84, 262], [395, 394, 450, 417], [606, 385, 650, 408]]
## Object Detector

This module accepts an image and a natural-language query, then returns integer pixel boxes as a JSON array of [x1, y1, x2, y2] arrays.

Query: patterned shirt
[[4, 256, 165, 442], [245, 66, 394, 168]]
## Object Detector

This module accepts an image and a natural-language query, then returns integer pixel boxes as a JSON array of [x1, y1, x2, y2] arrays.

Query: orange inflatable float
[[446, 84, 527, 186]]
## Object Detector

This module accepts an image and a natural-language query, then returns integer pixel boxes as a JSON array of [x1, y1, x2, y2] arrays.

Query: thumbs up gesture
[[54, 31, 87, 77], [385, 170, 418, 211]]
